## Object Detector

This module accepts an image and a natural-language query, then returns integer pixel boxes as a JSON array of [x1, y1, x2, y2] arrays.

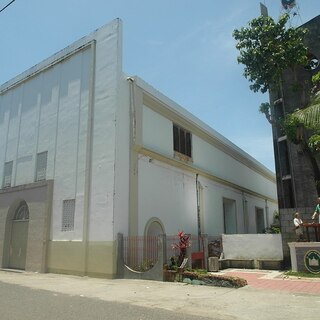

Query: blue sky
[[0, 0, 319, 172]]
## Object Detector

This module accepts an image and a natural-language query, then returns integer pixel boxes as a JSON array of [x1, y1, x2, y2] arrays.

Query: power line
[[0, 0, 16, 14]]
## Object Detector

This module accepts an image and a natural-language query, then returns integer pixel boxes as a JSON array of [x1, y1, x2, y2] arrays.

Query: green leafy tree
[[290, 73, 320, 172], [294, 72, 320, 133], [234, 14, 320, 195], [283, 108, 320, 193], [233, 13, 308, 93], [286, 73, 320, 153], [258, 76, 320, 194]]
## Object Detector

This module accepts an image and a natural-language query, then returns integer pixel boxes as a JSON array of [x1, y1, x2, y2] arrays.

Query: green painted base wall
[[47, 240, 116, 278]]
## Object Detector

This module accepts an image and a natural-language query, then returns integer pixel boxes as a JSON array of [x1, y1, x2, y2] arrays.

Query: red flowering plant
[[171, 231, 190, 266]]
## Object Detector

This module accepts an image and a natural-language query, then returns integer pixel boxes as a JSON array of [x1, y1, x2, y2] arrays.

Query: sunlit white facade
[[0, 19, 277, 278]]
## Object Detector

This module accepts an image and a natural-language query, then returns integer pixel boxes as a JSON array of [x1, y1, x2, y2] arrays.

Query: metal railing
[[121, 234, 214, 272], [122, 236, 158, 271]]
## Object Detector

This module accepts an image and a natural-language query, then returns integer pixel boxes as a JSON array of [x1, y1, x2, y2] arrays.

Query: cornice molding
[[135, 145, 277, 204], [142, 92, 276, 183]]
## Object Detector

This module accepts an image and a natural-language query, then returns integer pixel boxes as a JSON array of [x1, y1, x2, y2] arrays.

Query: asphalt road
[[1, 270, 320, 320], [0, 281, 212, 320]]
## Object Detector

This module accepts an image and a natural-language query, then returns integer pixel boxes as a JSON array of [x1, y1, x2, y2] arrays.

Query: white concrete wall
[[87, 20, 123, 242], [138, 159, 277, 237], [193, 136, 277, 200], [0, 19, 123, 242], [142, 106, 276, 201], [0, 18, 278, 247], [198, 176, 244, 235], [222, 234, 283, 260], [0, 47, 92, 241], [113, 77, 130, 237], [51, 48, 92, 241], [138, 156, 198, 236], [140, 104, 278, 236], [142, 105, 173, 158]]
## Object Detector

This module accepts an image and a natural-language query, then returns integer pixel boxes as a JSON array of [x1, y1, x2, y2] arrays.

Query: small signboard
[[304, 250, 320, 274]]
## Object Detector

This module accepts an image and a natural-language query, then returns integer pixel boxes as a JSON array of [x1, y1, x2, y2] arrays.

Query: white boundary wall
[[222, 234, 283, 260]]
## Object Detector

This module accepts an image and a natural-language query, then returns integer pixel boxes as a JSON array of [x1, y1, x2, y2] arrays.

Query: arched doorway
[[144, 218, 165, 268], [9, 201, 29, 270]]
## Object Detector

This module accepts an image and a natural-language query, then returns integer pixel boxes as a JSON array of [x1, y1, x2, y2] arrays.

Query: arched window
[[13, 201, 29, 221], [146, 219, 164, 238]]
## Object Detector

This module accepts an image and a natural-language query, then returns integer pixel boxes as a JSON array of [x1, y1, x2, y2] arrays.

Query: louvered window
[[2, 161, 13, 188], [173, 124, 192, 158], [35, 151, 48, 181], [61, 199, 75, 232]]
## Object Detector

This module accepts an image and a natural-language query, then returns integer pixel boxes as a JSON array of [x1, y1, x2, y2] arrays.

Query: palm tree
[[292, 91, 320, 194], [294, 93, 320, 130]]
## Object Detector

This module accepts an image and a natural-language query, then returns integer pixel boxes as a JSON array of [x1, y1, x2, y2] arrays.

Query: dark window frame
[[173, 124, 192, 158], [35, 151, 48, 182], [2, 160, 13, 188]]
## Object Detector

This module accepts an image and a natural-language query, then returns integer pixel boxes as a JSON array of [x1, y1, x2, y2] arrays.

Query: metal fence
[[189, 234, 206, 252], [122, 234, 217, 272], [165, 234, 180, 262], [123, 236, 159, 271]]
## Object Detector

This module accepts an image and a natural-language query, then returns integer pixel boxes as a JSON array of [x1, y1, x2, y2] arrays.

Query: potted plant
[[163, 231, 190, 282]]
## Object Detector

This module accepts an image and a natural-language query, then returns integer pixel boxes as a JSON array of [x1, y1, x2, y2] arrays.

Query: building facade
[[270, 15, 320, 211], [0, 19, 278, 278], [269, 15, 320, 263]]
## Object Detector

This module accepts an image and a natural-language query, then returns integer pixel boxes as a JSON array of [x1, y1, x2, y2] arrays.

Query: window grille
[[14, 201, 29, 220], [173, 124, 192, 158], [2, 161, 13, 188], [61, 199, 75, 232], [35, 151, 48, 181]]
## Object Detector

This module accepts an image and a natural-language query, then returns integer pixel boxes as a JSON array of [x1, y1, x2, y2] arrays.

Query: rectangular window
[[282, 179, 295, 209], [278, 139, 291, 177], [223, 198, 237, 234], [61, 199, 75, 232], [173, 124, 192, 158], [255, 207, 265, 234], [35, 151, 48, 181], [2, 161, 13, 188]]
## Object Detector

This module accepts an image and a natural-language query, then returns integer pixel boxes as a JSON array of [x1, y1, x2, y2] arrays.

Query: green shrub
[[182, 270, 247, 288], [284, 270, 320, 278]]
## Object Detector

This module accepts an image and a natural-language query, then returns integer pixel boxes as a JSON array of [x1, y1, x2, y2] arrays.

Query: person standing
[[293, 212, 304, 242], [311, 197, 320, 223]]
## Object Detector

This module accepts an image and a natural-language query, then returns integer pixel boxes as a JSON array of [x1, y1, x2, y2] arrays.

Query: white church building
[[0, 19, 278, 278]]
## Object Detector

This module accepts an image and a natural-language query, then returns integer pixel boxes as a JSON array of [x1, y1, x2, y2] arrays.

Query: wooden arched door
[[9, 201, 29, 270]]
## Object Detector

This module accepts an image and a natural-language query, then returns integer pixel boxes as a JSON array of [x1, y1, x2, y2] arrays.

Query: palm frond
[[294, 94, 320, 130]]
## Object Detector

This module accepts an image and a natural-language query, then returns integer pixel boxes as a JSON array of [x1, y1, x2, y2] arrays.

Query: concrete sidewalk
[[0, 269, 319, 320]]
